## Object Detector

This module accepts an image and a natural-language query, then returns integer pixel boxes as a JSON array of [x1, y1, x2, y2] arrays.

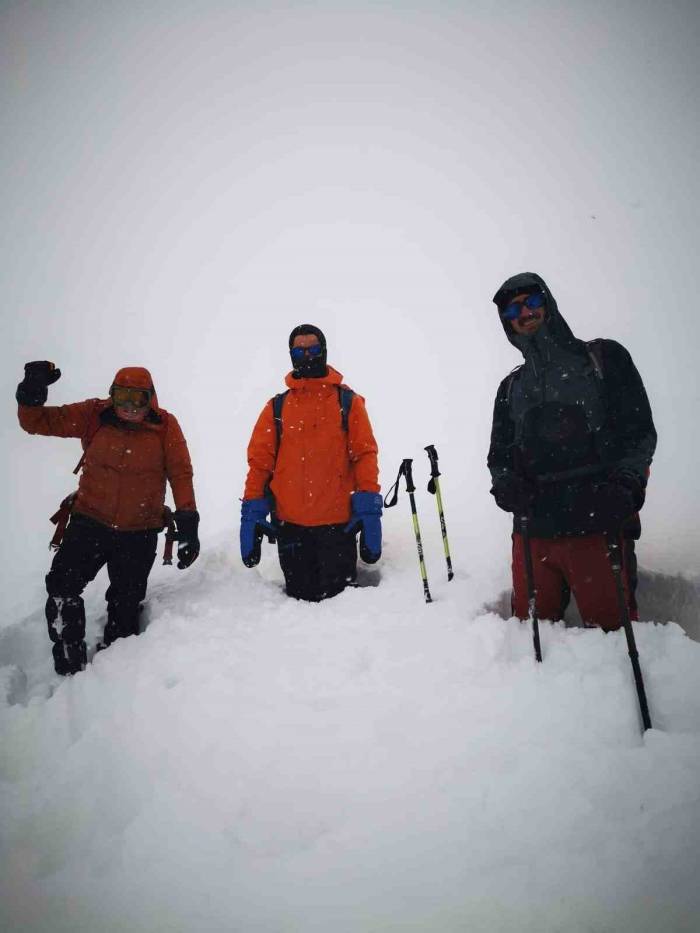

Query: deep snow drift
[[2, 535, 699, 933]]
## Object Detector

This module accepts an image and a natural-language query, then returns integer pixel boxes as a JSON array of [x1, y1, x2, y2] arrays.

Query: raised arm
[[16, 360, 97, 439]]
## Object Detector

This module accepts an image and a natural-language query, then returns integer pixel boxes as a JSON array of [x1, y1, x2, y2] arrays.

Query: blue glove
[[344, 491, 382, 564], [240, 498, 276, 568]]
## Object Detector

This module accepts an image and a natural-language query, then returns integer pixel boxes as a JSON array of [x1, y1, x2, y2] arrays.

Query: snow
[[2, 535, 700, 932], [2, 2, 700, 930]]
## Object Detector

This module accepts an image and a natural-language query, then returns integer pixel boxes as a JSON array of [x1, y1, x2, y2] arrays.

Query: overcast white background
[[2, 0, 699, 622]]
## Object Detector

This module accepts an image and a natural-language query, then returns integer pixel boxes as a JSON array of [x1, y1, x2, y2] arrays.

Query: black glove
[[587, 481, 637, 532], [490, 473, 536, 515], [16, 361, 62, 406], [174, 510, 200, 569], [608, 469, 645, 511], [575, 470, 645, 534]]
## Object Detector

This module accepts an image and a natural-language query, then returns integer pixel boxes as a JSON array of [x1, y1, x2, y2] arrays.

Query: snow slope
[[2, 537, 699, 933]]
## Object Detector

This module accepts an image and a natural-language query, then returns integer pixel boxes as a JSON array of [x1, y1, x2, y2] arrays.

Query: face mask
[[289, 343, 327, 377]]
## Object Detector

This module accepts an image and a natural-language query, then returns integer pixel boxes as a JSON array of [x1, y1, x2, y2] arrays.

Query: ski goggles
[[290, 343, 323, 362], [111, 386, 152, 408], [500, 291, 546, 321]]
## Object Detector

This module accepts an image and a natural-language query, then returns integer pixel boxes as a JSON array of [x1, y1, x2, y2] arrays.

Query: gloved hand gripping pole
[[424, 445, 454, 581], [385, 459, 432, 603]]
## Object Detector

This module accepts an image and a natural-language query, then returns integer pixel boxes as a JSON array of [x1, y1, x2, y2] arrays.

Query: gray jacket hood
[[492, 272, 582, 359]]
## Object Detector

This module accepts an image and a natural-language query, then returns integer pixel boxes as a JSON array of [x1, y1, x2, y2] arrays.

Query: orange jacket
[[18, 367, 196, 531], [244, 366, 379, 526]]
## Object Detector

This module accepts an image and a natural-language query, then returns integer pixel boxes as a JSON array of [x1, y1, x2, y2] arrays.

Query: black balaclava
[[288, 324, 328, 379]]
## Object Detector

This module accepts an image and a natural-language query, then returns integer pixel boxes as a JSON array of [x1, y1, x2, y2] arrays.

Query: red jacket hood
[[284, 365, 343, 392], [111, 366, 160, 411]]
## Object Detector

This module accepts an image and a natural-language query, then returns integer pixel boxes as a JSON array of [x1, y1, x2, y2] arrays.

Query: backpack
[[270, 385, 355, 454]]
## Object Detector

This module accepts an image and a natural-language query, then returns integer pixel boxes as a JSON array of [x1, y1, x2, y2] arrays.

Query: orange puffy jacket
[[18, 367, 196, 531], [243, 366, 379, 526]]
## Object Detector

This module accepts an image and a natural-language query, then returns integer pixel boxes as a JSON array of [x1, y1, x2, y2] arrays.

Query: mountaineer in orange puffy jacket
[[241, 325, 381, 601], [16, 362, 199, 675]]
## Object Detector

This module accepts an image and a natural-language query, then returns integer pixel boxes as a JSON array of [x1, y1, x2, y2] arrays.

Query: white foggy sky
[[2, 1, 699, 617]]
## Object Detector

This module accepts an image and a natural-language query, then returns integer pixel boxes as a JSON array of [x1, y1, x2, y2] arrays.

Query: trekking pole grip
[[424, 445, 440, 493], [402, 459, 415, 493], [424, 445, 440, 477]]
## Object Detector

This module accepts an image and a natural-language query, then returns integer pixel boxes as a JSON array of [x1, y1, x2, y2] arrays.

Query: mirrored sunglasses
[[290, 344, 323, 362], [501, 291, 546, 321]]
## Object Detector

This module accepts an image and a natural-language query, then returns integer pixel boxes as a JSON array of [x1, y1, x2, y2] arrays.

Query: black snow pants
[[276, 521, 357, 602], [45, 513, 158, 675]]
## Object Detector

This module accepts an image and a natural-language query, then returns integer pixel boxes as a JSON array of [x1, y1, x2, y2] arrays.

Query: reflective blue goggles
[[500, 291, 546, 321], [290, 344, 323, 362]]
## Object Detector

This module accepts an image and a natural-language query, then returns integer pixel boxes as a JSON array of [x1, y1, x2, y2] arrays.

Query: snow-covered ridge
[[2, 546, 699, 931]]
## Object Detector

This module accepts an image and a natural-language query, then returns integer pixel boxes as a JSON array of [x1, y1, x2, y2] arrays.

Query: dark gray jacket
[[488, 272, 657, 537]]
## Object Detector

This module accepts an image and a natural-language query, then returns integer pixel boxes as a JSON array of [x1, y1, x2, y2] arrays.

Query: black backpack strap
[[271, 387, 352, 457], [585, 339, 605, 380], [585, 342, 609, 467], [337, 386, 354, 432], [504, 366, 522, 406], [271, 391, 289, 452]]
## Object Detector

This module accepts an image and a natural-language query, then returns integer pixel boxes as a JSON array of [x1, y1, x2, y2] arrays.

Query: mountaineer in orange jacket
[[16, 361, 199, 675], [241, 324, 381, 601]]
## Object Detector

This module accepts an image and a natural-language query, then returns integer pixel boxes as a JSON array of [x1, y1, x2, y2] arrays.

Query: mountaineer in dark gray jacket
[[488, 272, 657, 630]]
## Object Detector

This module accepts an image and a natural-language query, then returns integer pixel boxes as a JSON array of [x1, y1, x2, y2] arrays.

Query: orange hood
[[111, 366, 160, 411]]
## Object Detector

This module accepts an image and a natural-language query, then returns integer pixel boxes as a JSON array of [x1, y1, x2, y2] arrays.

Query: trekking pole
[[519, 515, 542, 663], [607, 536, 652, 732], [384, 459, 432, 603], [424, 445, 454, 581]]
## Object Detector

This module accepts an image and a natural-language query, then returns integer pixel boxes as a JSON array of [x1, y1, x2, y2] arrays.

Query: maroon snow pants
[[511, 533, 638, 632]]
